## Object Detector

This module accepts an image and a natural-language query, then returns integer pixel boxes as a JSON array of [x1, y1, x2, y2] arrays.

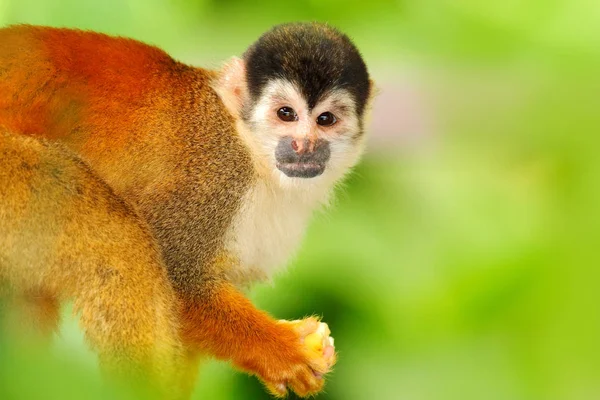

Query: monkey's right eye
[[277, 107, 298, 122]]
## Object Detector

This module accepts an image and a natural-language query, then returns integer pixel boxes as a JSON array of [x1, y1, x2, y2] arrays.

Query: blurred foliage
[[1, 1, 599, 399]]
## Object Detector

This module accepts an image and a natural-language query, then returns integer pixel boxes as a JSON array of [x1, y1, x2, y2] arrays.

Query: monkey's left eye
[[316, 112, 337, 126]]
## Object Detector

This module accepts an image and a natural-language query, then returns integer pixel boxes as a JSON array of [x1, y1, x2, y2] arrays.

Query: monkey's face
[[216, 23, 371, 189], [243, 79, 366, 186]]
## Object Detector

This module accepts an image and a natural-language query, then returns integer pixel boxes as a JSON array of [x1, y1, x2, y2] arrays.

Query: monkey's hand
[[259, 318, 336, 397], [180, 284, 336, 398]]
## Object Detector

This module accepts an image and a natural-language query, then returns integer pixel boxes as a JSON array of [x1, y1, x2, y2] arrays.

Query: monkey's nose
[[291, 139, 303, 154], [277, 137, 330, 163], [290, 138, 319, 155], [275, 137, 331, 178]]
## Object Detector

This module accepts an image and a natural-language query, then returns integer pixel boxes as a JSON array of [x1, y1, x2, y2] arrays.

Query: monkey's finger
[[265, 381, 287, 398], [289, 367, 324, 397]]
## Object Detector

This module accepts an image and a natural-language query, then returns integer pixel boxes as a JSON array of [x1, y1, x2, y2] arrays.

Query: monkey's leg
[[38, 197, 185, 397], [0, 132, 184, 398], [24, 290, 61, 337], [179, 282, 336, 398], [56, 253, 182, 397], [2, 288, 61, 342], [13, 217, 187, 399]]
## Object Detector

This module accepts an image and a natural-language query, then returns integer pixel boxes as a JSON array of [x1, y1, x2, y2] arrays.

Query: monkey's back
[[0, 25, 255, 293], [0, 25, 194, 195]]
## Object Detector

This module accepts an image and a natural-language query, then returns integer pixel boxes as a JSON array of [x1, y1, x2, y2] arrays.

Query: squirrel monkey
[[0, 22, 372, 397]]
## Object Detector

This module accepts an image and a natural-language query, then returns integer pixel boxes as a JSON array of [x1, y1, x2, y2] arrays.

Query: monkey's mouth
[[276, 162, 326, 178]]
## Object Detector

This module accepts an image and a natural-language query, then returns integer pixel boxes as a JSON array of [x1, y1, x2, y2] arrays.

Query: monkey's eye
[[277, 107, 298, 122], [316, 112, 337, 126]]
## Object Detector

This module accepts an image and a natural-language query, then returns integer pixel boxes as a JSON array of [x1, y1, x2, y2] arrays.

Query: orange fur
[[0, 24, 342, 398], [0, 130, 184, 398], [180, 283, 333, 397]]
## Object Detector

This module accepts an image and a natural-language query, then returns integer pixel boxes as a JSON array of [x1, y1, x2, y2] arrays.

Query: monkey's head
[[215, 22, 373, 190]]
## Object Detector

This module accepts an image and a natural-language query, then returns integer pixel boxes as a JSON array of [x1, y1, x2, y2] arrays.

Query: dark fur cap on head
[[243, 22, 371, 115]]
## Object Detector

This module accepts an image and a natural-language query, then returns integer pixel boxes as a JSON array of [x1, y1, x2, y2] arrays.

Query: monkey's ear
[[214, 57, 248, 118]]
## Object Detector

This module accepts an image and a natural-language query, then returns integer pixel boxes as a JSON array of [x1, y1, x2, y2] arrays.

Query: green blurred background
[[1, 1, 599, 399]]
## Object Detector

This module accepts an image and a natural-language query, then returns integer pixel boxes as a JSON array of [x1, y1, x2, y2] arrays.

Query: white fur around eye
[[312, 89, 359, 134], [253, 80, 307, 123], [239, 79, 365, 187]]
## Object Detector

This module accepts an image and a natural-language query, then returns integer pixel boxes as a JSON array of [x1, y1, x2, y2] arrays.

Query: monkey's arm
[[180, 281, 335, 397]]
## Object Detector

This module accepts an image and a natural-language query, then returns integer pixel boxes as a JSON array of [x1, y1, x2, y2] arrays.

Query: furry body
[[0, 23, 370, 397]]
